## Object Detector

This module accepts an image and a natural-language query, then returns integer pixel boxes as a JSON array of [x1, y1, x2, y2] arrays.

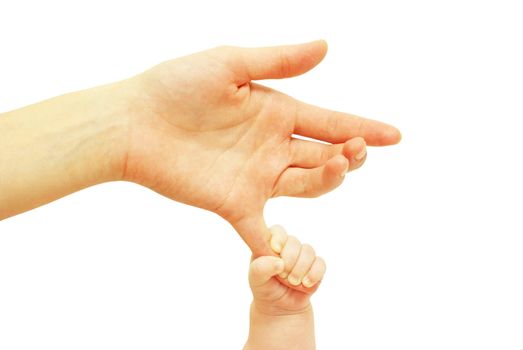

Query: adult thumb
[[232, 213, 275, 258], [226, 40, 328, 83]]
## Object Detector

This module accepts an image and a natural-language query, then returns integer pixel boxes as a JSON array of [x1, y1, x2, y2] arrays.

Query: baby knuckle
[[288, 235, 301, 246], [302, 243, 315, 257], [250, 261, 264, 277]]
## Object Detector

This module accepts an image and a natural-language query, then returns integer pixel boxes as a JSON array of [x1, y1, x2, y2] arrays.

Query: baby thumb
[[249, 256, 285, 288]]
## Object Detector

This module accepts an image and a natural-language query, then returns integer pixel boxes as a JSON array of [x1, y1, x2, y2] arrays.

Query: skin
[[245, 225, 326, 350], [0, 40, 401, 258]]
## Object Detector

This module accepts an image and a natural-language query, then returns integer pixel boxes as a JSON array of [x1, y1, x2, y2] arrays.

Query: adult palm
[[123, 41, 401, 256]]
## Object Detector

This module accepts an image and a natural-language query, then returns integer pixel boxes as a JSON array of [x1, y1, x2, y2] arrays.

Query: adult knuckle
[[318, 145, 331, 162], [325, 112, 340, 136], [278, 49, 292, 77]]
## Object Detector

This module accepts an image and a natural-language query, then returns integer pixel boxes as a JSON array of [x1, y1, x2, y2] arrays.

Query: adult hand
[[123, 40, 401, 256]]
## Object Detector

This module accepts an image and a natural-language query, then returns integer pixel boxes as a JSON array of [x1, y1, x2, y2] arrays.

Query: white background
[[1, 0, 522, 349]]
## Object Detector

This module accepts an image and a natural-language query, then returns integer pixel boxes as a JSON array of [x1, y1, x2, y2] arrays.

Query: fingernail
[[271, 241, 282, 254], [288, 276, 301, 286], [274, 260, 284, 273], [279, 272, 288, 279], [339, 162, 349, 178], [302, 277, 315, 288], [355, 149, 367, 161]]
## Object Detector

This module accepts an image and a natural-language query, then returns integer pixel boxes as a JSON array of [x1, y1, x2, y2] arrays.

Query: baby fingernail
[[355, 149, 367, 161], [302, 277, 315, 288], [279, 272, 288, 279], [288, 276, 301, 286], [271, 241, 282, 253], [339, 162, 349, 178]]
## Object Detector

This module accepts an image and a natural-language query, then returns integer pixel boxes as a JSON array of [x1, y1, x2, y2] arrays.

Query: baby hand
[[248, 225, 326, 316]]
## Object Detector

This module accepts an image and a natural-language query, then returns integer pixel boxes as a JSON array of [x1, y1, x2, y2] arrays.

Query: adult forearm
[[244, 303, 315, 350], [0, 81, 132, 219]]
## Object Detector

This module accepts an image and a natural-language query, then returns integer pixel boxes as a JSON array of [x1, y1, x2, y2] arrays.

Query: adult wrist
[[0, 80, 135, 218], [83, 79, 137, 183]]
